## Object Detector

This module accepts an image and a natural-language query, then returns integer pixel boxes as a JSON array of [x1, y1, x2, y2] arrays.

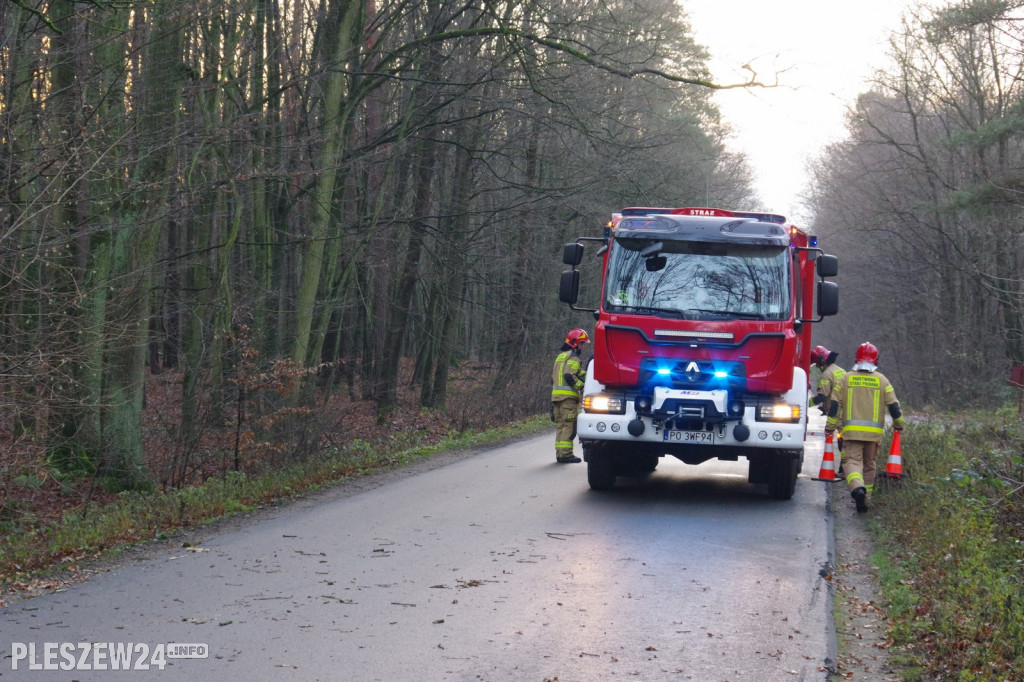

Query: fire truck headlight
[[583, 394, 626, 414], [756, 403, 802, 423]]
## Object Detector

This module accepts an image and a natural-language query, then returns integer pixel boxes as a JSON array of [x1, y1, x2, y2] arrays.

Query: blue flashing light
[[713, 371, 728, 378], [810, 236, 818, 247], [657, 367, 672, 376]]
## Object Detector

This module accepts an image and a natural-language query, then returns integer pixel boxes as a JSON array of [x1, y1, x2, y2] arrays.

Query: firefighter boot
[[851, 486, 868, 513], [557, 456, 582, 464]]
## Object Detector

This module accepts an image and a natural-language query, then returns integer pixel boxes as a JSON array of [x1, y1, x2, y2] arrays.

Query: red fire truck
[[558, 207, 839, 498]]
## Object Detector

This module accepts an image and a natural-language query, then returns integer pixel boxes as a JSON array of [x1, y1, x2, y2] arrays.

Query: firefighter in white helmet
[[551, 328, 589, 463], [825, 342, 905, 512]]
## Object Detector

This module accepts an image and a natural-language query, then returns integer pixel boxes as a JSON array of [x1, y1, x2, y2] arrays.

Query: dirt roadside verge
[[829, 482, 901, 681]]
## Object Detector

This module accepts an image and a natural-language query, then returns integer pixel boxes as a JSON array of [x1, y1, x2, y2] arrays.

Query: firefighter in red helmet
[[551, 328, 590, 463], [825, 342, 905, 512], [811, 345, 847, 475], [810, 345, 845, 416]]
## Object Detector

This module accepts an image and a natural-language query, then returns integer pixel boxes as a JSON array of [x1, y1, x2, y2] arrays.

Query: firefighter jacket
[[552, 350, 585, 402], [813, 363, 846, 414], [825, 369, 904, 442]]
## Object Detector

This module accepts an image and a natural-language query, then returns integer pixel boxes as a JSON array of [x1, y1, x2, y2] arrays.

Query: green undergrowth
[[0, 415, 550, 588], [869, 409, 1023, 680]]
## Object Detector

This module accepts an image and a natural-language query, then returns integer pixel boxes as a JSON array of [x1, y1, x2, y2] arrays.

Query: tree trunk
[[290, 0, 364, 367], [100, 0, 186, 490], [421, 113, 481, 408]]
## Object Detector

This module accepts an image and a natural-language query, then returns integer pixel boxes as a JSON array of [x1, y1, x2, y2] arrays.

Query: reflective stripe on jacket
[[552, 350, 584, 401], [826, 370, 899, 442]]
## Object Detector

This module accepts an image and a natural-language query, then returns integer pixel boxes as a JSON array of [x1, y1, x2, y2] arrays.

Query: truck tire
[[587, 448, 617, 491], [767, 452, 800, 500]]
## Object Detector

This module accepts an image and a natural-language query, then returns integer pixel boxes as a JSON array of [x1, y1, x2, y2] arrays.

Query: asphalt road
[[2, 420, 835, 681]]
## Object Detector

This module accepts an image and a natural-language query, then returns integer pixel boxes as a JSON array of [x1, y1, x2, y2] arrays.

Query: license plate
[[663, 429, 715, 444]]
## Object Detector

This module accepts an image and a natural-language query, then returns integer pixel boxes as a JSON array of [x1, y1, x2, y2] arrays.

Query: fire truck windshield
[[604, 238, 791, 320]]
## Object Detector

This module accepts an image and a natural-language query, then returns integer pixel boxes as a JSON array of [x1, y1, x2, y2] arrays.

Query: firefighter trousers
[[843, 439, 880, 500], [552, 398, 579, 460]]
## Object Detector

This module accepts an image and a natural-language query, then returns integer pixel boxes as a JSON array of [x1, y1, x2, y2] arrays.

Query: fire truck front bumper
[[576, 386, 806, 450]]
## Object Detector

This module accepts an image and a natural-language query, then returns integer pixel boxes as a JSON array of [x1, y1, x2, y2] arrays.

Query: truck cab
[[559, 207, 838, 498]]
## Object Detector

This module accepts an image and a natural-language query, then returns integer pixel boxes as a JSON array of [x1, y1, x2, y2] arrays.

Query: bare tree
[[808, 0, 1024, 406]]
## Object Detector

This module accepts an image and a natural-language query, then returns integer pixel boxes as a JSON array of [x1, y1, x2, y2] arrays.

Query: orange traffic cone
[[812, 432, 840, 482], [884, 430, 904, 478]]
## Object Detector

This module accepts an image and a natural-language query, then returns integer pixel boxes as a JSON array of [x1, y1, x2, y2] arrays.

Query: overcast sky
[[684, 0, 921, 224]]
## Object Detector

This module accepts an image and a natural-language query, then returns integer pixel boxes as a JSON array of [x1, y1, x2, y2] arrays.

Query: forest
[[1, 0, 757, 494], [1, 0, 1022, 501], [808, 0, 1024, 408]]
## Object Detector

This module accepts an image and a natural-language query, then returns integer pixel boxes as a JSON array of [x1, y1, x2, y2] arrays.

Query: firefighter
[[825, 342, 905, 512], [810, 345, 847, 474], [551, 328, 589, 463], [810, 345, 845, 415]]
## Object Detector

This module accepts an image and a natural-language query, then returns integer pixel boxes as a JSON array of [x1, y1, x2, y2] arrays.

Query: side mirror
[[559, 269, 580, 304], [563, 243, 584, 266], [817, 254, 838, 278], [817, 281, 839, 317]]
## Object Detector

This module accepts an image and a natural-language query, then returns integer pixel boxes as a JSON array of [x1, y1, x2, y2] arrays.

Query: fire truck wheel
[[587, 448, 617, 491], [767, 453, 800, 500]]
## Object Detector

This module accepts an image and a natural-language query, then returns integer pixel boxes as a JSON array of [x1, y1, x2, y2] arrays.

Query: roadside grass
[[870, 410, 1024, 680], [0, 415, 550, 590]]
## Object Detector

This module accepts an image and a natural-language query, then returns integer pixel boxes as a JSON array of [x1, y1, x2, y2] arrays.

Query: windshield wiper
[[677, 308, 729, 319], [614, 305, 685, 318], [685, 308, 770, 320], [611, 305, 770, 320]]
